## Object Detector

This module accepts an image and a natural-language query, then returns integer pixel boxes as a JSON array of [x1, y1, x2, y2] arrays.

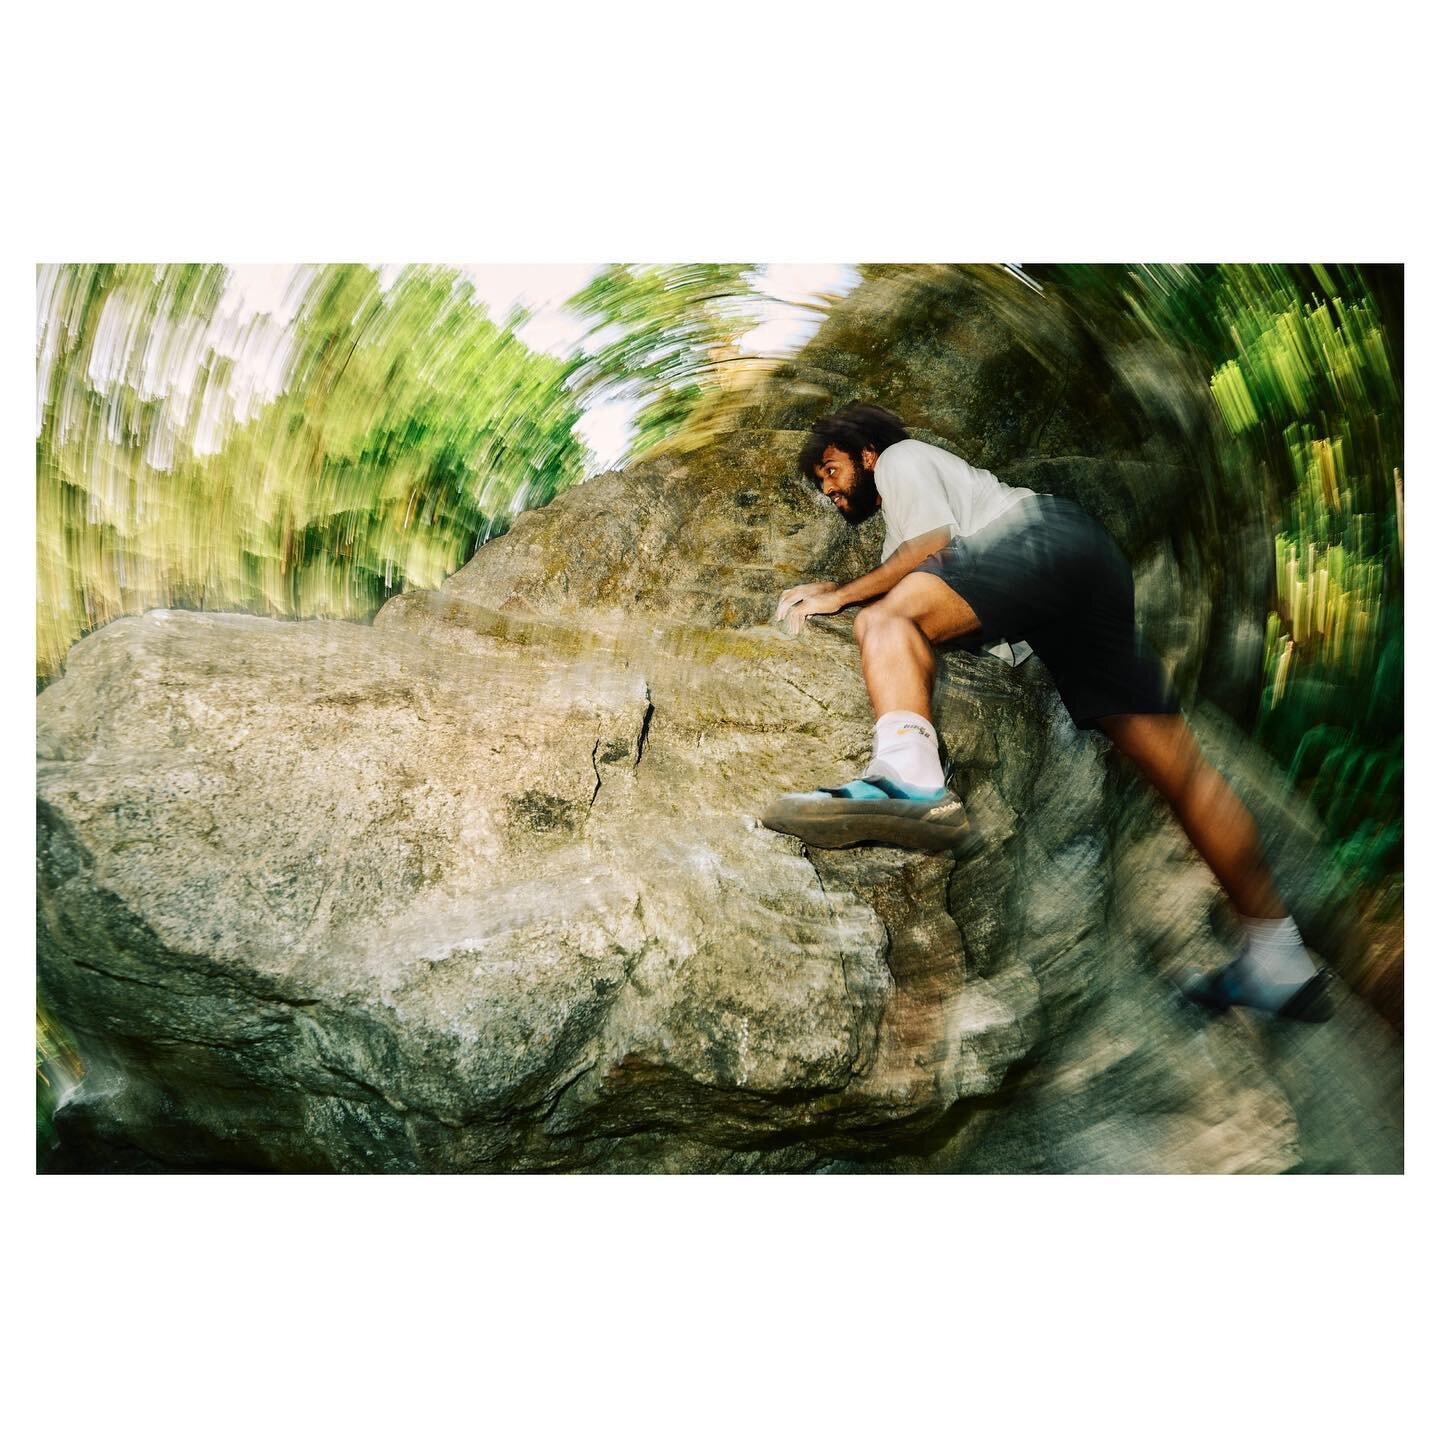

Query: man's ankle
[[1232, 913, 1317, 1001], [870, 710, 946, 790]]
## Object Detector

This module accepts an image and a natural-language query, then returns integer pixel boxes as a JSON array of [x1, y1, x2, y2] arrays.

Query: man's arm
[[831, 526, 954, 607], [775, 526, 952, 634]]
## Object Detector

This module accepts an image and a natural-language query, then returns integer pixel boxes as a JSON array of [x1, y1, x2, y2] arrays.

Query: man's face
[[814, 444, 880, 525]]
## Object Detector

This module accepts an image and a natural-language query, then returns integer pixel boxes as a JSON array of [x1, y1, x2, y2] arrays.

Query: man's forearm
[[833, 527, 953, 608]]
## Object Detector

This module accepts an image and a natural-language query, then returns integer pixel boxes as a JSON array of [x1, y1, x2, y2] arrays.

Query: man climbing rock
[[762, 402, 1332, 1022]]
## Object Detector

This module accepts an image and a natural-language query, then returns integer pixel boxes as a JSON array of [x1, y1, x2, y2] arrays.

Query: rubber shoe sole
[[761, 791, 978, 854]]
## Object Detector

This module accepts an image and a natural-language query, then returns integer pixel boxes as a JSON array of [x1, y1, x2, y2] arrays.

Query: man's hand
[[775, 581, 842, 636]]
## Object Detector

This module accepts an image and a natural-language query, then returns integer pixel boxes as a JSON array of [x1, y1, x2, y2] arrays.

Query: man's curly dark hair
[[795, 402, 910, 485]]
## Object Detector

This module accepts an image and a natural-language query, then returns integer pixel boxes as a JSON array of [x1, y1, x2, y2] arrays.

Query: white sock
[[866, 710, 946, 791], [1232, 914, 1317, 1007]]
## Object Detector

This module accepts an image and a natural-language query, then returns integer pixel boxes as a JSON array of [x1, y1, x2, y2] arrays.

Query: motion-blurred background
[[35, 261, 1402, 1159]]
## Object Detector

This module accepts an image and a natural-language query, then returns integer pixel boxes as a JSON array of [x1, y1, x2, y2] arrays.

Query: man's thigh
[[877, 572, 982, 645]]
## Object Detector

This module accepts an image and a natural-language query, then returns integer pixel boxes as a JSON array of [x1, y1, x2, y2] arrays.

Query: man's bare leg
[[845, 573, 983, 790], [760, 573, 983, 848], [1098, 712, 1326, 1015], [845, 580, 1324, 1012], [853, 584, 1288, 918], [1097, 713, 1285, 919], [852, 572, 981, 719]]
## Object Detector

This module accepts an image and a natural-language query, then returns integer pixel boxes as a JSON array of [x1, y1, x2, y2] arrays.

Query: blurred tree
[[565, 262, 763, 464], [35, 263, 589, 677], [1049, 262, 1403, 895]]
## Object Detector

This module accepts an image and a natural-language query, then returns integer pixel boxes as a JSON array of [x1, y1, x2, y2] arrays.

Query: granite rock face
[[37, 266, 1402, 1173], [37, 600, 1041, 1171]]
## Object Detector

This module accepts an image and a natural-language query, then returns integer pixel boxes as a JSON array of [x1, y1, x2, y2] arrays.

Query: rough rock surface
[[37, 266, 1402, 1173]]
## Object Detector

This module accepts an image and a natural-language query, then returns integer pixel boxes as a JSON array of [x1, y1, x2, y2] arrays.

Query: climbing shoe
[[761, 773, 977, 854], [1180, 962, 1336, 1023]]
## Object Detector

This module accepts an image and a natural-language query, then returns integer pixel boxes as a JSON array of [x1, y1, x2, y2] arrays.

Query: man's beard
[[837, 464, 880, 525]]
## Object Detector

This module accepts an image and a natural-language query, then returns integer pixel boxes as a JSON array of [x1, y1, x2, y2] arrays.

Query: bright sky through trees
[[219, 263, 861, 473]]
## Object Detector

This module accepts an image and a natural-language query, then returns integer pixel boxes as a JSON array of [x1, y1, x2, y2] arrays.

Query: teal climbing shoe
[[761, 774, 977, 854]]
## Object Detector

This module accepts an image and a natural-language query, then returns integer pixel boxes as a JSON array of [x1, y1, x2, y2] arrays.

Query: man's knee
[[853, 601, 901, 649]]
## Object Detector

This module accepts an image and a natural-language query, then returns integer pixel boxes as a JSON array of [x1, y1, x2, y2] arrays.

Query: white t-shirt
[[874, 438, 1036, 666], [876, 438, 1035, 559]]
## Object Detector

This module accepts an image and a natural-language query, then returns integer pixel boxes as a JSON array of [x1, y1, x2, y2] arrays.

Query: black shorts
[[914, 494, 1179, 729]]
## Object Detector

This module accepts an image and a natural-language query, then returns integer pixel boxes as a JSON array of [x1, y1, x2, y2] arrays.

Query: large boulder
[[37, 266, 1401, 1173]]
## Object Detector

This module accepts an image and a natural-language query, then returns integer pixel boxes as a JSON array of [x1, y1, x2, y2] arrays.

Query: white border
[[7, 5, 1430, 1435]]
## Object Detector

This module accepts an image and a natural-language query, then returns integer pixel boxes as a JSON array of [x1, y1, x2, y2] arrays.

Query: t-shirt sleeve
[[875, 445, 958, 550]]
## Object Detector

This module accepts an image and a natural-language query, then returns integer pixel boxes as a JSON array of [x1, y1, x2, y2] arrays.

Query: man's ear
[[862, 446, 878, 469]]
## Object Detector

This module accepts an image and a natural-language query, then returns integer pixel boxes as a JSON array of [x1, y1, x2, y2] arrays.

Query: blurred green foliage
[[37, 263, 590, 679], [566, 263, 764, 463], [1210, 267, 1400, 889], [1063, 263, 1402, 893]]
